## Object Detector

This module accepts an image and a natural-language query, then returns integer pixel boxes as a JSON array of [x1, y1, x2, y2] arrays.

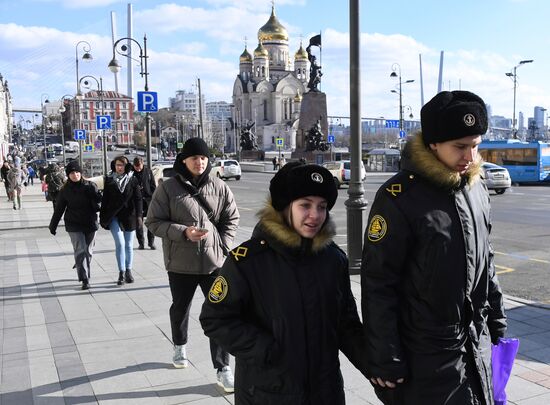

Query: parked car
[[481, 162, 511, 194], [322, 160, 366, 189], [210, 159, 241, 180]]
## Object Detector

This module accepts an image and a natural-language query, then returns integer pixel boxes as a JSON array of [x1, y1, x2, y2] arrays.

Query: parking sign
[[83, 144, 94, 152], [74, 129, 86, 140], [137, 91, 158, 112], [275, 137, 284, 147], [328, 135, 335, 143], [96, 115, 112, 130]]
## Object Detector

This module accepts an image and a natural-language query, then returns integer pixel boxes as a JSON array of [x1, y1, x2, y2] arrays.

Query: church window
[[262, 66, 265, 77], [263, 100, 268, 120]]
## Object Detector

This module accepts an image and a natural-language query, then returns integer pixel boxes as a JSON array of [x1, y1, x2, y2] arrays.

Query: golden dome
[[254, 42, 268, 57], [240, 46, 252, 63], [295, 43, 308, 60], [294, 92, 302, 102], [258, 6, 288, 42]]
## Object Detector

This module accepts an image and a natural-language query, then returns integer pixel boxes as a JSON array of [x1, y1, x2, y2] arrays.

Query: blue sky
[[1, 0, 550, 125]]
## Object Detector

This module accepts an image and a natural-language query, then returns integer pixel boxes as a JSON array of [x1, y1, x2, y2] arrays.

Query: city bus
[[478, 140, 550, 183]]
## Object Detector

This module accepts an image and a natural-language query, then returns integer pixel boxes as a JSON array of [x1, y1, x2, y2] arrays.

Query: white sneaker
[[216, 366, 234, 393], [172, 345, 188, 368]]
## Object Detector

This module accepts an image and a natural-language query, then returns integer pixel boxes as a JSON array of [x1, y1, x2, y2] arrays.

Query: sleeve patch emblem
[[231, 246, 248, 261], [208, 276, 228, 303], [367, 215, 387, 242], [386, 183, 402, 197]]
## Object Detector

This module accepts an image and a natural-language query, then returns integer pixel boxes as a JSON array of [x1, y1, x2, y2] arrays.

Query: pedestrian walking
[[146, 137, 239, 393], [44, 163, 66, 208], [272, 156, 277, 170], [49, 161, 101, 290], [7, 157, 26, 210], [279, 153, 286, 167], [200, 161, 368, 403], [361, 91, 507, 405], [132, 156, 156, 250], [99, 156, 142, 286], [27, 165, 35, 186], [1, 160, 12, 201]]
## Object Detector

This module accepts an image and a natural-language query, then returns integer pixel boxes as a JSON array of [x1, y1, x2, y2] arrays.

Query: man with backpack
[[45, 163, 66, 208]]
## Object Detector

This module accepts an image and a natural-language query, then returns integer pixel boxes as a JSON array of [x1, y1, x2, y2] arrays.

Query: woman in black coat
[[49, 161, 101, 290], [200, 162, 368, 404], [99, 155, 142, 286]]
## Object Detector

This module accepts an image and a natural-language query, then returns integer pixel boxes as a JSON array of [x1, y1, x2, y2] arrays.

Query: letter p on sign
[[137, 91, 158, 112]]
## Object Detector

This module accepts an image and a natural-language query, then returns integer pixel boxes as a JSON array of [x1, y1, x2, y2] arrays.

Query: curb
[[504, 294, 550, 310]]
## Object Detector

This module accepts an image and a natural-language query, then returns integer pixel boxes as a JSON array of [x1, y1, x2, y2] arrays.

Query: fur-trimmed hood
[[401, 132, 482, 190], [255, 200, 336, 255]]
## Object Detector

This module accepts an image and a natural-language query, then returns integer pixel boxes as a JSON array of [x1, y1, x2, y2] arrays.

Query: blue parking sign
[[96, 115, 111, 130], [74, 129, 86, 140], [137, 91, 158, 112], [328, 135, 335, 143]]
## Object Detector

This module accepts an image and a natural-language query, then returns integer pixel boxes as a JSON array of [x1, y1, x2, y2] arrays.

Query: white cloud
[[32, 0, 125, 9]]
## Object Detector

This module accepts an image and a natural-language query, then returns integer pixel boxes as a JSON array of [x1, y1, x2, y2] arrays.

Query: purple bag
[[492, 338, 520, 405]]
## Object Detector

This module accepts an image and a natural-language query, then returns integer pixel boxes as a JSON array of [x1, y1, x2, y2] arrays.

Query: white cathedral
[[232, 5, 310, 151]]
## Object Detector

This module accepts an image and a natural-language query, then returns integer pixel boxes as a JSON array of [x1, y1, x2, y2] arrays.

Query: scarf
[[112, 171, 133, 193]]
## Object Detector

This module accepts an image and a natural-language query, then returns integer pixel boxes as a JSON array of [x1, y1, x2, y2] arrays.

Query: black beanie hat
[[65, 160, 82, 176], [421, 90, 488, 145], [270, 162, 338, 211], [181, 137, 210, 160]]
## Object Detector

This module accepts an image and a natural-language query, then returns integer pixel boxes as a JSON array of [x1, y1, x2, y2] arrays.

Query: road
[[225, 172, 550, 304]]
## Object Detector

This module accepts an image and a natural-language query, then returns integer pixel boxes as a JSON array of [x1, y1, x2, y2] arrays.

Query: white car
[[210, 159, 242, 180], [322, 160, 366, 189], [481, 162, 511, 194]]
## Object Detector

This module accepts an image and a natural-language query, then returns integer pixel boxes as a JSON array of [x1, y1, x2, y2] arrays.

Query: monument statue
[[240, 121, 258, 150], [306, 44, 322, 92], [305, 119, 329, 152]]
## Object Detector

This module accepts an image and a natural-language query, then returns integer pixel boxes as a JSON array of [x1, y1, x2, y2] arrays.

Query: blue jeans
[[109, 218, 135, 272]]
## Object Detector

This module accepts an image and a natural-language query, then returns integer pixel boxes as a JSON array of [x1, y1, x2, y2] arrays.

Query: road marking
[[495, 265, 515, 275], [495, 251, 550, 264]]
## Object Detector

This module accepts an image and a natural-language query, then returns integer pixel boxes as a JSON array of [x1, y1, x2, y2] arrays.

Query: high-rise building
[[533, 106, 546, 138], [169, 90, 204, 119], [205, 101, 232, 152]]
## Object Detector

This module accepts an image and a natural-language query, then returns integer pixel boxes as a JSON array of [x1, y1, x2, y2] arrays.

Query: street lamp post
[[506, 59, 533, 138], [58, 95, 72, 165], [108, 34, 152, 168], [75, 41, 93, 169], [390, 63, 414, 135], [40, 94, 50, 159], [79, 75, 107, 175], [345, 0, 368, 274]]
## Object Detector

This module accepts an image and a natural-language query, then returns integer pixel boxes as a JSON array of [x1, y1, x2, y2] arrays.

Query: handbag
[[492, 337, 520, 405]]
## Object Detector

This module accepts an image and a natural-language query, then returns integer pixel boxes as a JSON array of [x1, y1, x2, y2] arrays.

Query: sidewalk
[[1, 183, 550, 404]]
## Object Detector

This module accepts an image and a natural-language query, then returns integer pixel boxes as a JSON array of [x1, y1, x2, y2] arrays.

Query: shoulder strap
[[174, 175, 216, 224]]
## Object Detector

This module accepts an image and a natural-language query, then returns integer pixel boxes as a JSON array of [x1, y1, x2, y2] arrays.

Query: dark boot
[[125, 269, 134, 283], [81, 279, 90, 290], [117, 272, 124, 285]]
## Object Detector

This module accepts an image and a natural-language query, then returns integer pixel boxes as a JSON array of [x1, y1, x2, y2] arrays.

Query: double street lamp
[[40, 93, 50, 159], [108, 34, 152, 168], [505, 59, 533, 138], [75, 41, 93, 169], [79, 75, 107, 175], [390, 63, 414, 135]]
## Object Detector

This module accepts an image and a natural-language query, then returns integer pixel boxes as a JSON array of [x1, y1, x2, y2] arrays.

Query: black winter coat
[[49, 179, 101, 233], [361, 134, 507, 405], [200, 204, 368, 405], [99, 173, 142, 231], [133, 167, 156, 216]]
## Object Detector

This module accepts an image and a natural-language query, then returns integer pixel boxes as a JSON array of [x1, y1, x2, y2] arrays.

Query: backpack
[[45, 171, 65, 200]]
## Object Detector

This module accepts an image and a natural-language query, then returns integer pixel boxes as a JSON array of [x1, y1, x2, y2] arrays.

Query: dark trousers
[[136, 217, 154, 247], [168, 271, 230, 370], [68, 231, 96, 282]]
